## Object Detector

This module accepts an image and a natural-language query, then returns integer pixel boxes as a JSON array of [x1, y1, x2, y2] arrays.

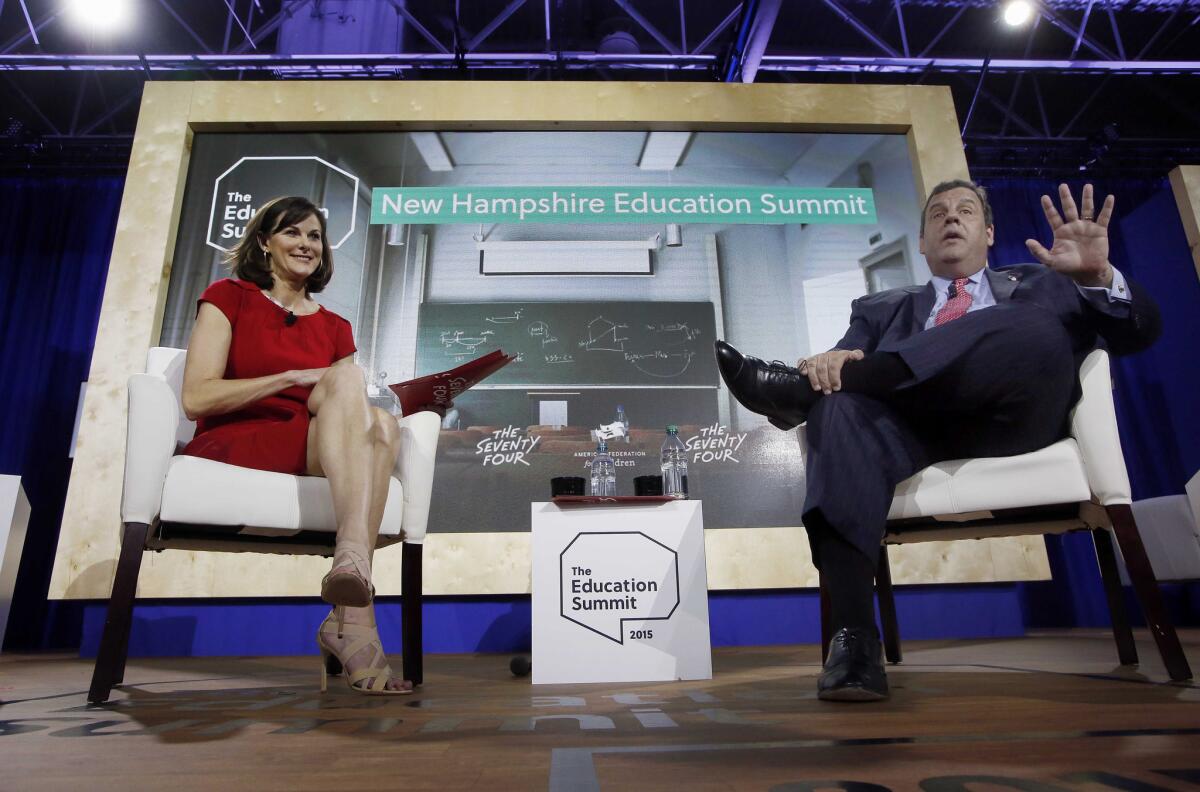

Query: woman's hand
[[183, 303, 324, 420], [289, 367, 329, 388]]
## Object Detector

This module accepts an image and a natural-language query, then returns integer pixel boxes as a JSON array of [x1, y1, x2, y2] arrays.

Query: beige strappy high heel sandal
[[320, 540, 374, 608], [317, 608, 413, 696]]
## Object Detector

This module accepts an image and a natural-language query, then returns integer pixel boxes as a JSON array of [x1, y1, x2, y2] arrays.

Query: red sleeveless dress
[[181, 278, 356, 475]]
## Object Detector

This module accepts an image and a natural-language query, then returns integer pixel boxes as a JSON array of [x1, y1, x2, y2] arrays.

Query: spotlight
[[665, 223, 683, 247], [386, 224, 405, 246], [66, 0, 133, 34], [1002, 1, 1034, 27]]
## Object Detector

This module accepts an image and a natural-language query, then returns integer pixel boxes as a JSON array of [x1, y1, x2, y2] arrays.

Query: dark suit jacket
[[833, 264, 1161, 373]]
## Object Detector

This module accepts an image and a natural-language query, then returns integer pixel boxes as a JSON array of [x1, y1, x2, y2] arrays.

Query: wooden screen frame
[[1169, 165, 1200, 282], [49, 80, 1057, 599]]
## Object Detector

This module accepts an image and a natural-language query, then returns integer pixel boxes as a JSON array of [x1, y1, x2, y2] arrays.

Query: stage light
[[1002, 1, 1034, 27], [66, 0, 133, 34]]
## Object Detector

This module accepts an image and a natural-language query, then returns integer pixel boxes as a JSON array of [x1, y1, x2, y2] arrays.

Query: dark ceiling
[[1, 0, 1198, 176]]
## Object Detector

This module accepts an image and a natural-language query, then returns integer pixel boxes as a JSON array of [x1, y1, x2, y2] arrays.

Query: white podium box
[[0, 476, 31, 650], [531, 499, 712, 685]]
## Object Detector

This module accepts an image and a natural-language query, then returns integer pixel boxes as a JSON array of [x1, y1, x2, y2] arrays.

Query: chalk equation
[[577, 316, 630, 353], [529, 321, 559, 347], [624, 349, 696, 378], [646, 322, 702, 342], [439, 329, 494, 355], [485, 309, 524, 324]]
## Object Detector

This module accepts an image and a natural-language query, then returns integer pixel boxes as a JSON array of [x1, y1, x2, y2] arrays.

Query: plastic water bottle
[[590, 439, 617, 497], [660, 425, 689, 499], [615, 404, 630, 442]]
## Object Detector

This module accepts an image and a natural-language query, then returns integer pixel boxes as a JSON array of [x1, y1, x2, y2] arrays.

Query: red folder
[[387, 349, 515, 415]]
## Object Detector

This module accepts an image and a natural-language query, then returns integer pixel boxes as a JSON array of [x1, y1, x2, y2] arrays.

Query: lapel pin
[[1008, 274, 1018, 281]]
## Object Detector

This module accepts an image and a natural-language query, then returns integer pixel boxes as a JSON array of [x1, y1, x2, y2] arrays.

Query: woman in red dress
[[181, 196, 411, 695]]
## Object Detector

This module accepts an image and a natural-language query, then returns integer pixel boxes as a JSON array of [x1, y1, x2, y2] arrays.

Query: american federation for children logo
[[559, 532, 679, 644]]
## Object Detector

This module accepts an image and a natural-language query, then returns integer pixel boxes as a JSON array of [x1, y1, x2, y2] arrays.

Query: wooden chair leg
[[88, 522, 151, 705], [819, 574, 832, 663], [113, 614, 134, 687], [1105, 504, 1192, 681], [1091, 527, 1138, 667], [401, 542, 424, 686], [112, 549, 156, 686], [875, 547, 902, 664]]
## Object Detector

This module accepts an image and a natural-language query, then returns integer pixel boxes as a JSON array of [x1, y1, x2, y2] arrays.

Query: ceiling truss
[[0, 0, 1197, 176]]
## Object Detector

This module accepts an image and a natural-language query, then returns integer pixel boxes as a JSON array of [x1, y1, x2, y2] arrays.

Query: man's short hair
[[920, 179, 993, 235]]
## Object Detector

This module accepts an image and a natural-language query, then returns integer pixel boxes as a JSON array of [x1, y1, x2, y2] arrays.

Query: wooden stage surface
[[1, 630, 1198, 791]]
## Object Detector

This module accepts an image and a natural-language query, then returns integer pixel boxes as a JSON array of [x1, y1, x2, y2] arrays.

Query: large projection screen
[[50, 81, 1052, 600]]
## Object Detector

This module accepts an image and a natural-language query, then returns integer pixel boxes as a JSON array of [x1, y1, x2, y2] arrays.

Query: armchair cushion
[[159, 455, 404, 537], [887, 437, 1093, 521]]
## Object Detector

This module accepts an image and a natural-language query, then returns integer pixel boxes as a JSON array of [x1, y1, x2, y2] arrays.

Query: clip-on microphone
[[285, 312, 298, 327]]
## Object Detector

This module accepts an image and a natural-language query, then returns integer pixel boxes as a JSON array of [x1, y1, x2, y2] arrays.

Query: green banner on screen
[[370, 186, 876, 225]]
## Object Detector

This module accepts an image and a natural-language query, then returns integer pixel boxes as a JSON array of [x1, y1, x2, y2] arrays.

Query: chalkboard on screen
[[415, 302, 718, 386]]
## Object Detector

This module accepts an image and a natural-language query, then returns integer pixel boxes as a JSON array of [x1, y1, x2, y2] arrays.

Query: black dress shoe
[[817, 627, 889, 702], [713, 340, 813, 430]]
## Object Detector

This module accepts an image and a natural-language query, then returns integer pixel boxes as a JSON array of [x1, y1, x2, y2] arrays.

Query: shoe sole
[[321, 574, 372, 608], [818, 686, 889, 702]]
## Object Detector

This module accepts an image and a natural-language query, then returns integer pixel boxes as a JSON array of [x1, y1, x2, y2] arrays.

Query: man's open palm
[[1024, 183, 1114, 288]]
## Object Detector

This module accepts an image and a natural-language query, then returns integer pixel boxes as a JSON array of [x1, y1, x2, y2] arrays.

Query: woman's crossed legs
[[306, 362, 410, 693]]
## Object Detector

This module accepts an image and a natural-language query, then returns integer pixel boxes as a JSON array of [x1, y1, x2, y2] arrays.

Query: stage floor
[[1, 630, 1198, 791]]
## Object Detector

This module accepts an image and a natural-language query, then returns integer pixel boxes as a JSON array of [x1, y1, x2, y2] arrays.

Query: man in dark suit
[[715, 181, 1160, 701]]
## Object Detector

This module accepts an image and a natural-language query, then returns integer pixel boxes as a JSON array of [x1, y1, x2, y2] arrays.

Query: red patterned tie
[[934, 277, 973, 326]]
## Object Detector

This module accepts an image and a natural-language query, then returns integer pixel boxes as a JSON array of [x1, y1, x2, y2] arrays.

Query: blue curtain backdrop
[[0, 175, 124, 650], [987, 177, 1200, 628], [988, 178, 1200, 496], [2, 173, 1196, 656]]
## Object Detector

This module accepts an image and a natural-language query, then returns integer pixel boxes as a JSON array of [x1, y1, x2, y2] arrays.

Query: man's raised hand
[[1024, 183, 1115, 288]]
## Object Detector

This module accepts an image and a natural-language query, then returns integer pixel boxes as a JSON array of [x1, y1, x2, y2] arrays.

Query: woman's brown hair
[[227, 196, 335, 293]]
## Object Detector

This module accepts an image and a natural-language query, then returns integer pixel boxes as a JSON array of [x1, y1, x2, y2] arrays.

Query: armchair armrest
[[1069, 349, 1133, 506], [121, 373, 182, 524], [393, 411, 441, 544]]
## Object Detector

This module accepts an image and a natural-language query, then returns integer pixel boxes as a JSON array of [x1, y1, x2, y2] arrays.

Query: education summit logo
[[559, 532, 679, 645], [206, 156, 360, 252]]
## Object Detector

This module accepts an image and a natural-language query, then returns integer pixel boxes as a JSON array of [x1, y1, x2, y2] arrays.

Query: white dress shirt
[[923, 266, 1132, 330]]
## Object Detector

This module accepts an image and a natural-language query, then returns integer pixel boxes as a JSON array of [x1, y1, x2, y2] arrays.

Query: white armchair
[[800, 349, 1192, 681], [88, 347, 441, 704], [1129, 471, 1200, 583]]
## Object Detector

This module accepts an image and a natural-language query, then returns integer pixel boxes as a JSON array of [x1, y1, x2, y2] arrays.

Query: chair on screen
[[800, 349, 1192, 681], [88, 346, 441, 704]]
